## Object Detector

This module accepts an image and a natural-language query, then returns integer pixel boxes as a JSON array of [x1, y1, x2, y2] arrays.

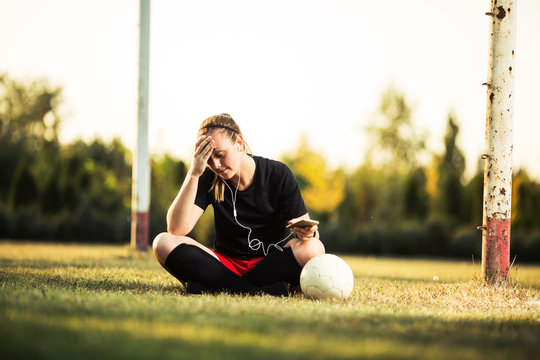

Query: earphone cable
[[222, 159, 291, 256]]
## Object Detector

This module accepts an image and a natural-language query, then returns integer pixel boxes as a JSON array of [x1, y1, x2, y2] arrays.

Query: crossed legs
[[152, 232, 325, 293]]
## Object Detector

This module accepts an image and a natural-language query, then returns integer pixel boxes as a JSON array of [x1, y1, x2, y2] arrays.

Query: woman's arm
[[167, 135, 214, 235], [166, 170, 205, 235]]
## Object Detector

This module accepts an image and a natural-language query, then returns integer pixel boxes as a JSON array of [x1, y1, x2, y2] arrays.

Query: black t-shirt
[[194, 155, 307, 259]]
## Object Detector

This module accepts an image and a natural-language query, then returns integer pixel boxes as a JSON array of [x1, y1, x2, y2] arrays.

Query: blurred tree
[[281, 136, 345, 222], [337, 163, 378, 232], [8, 161, 38, 209], [44, 138, 133, 242], [436, 113, 466, 221], [404, 167, 429, 220], [512, 169, 540, 230], [0, 74, 62, 202], [0, 74, 61, 146], [366, 86, 426, 174], [363, 86, 427, 222], [40, 163, 62, 214], [463, 159, 484, 225]]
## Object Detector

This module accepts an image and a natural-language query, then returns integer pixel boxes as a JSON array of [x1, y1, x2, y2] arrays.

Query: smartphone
[[286, 219, 319, 229]]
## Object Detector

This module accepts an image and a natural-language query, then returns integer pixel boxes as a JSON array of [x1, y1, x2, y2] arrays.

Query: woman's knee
[[152, 232, 187, 266]]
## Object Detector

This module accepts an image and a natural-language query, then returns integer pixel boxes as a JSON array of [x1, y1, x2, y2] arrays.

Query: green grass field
[[1, 241, 539, 359]]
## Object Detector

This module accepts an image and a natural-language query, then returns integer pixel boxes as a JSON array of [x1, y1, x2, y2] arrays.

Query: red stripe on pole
[[131, 211, 149, 250], [482, 217, 511, 282]]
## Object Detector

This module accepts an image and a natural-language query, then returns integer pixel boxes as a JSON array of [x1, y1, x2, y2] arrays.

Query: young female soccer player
[[152, 113, 325, 296]]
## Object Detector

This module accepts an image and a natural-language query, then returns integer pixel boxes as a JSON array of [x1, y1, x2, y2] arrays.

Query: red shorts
[[212, 250, 264, 276]]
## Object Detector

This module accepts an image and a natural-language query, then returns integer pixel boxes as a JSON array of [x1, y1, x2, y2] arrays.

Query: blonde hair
[[198, 113, 250, 202]]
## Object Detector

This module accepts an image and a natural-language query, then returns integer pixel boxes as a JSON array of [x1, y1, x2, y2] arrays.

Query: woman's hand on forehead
[[195, 135, 213, 149], [191, 135, 215, 177]]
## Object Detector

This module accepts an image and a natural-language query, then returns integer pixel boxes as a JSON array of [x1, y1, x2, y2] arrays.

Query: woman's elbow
[[167, 223, 188, 236], [166, 220, 193, 236], [165, 212, 181, 235], [166, 209, 197, 236]]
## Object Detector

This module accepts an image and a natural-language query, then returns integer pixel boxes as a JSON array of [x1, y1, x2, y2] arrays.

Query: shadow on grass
[[0, 257, 158, 270], [1, 293, 539, 360], [1, 268, 182, 294], [0, 317, 291, 360]]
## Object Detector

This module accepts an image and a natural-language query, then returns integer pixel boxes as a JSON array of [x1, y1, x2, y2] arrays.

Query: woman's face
[[205, 131, 241, 180]]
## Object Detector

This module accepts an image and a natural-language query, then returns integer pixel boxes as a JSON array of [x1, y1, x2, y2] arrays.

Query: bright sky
[[1, 0, 539, 179]]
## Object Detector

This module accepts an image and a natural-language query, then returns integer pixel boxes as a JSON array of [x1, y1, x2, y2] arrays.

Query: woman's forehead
[[209, 132, 235, 148], [207, 131, 234, 142]]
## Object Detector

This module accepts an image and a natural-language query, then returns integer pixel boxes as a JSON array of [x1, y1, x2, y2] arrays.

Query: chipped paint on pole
[[481, 0, 516, 284], [131, 0, 151, 250]]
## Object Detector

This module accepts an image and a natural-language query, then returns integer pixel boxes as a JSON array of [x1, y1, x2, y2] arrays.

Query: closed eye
[[208, 152, 225, 164]]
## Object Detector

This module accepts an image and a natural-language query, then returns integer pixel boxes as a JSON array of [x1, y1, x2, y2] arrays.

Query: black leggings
[[164, 244, 302, 295], [242, 246, 302, 287]]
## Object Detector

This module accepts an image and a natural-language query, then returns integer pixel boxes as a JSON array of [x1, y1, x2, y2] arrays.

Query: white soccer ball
[[300, 254, 354, 300]]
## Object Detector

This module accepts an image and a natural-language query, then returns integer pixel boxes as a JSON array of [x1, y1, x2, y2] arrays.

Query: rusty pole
[[480, 0, 517, 284], [131, 0, 151, 250]]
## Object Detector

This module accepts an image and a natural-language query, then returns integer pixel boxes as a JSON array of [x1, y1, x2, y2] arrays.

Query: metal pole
[[480, 0, 517, 284], [131, 0, 151, 250]]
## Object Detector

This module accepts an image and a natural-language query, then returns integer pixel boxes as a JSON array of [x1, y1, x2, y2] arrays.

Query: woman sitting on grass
[[152, 113, 324, 296]]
